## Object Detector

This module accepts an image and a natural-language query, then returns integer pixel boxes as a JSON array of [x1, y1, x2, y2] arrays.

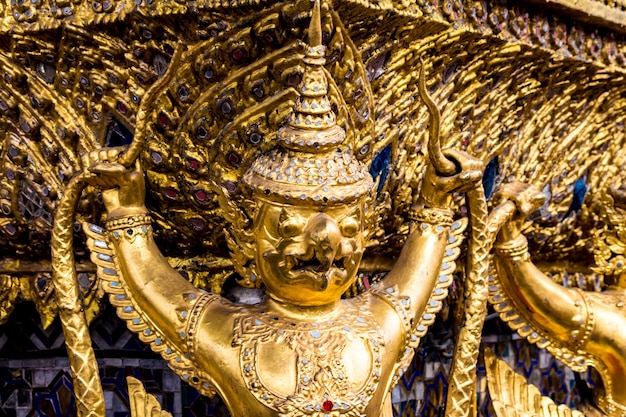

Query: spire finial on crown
[[277, 0, 345, 153], [309, 0, 322, 48], [243, 0, 373, 204]]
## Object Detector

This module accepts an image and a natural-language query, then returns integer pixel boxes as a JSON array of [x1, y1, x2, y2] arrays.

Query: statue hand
[[81, 147, 147, 218], [494, 181, 545, 241], [418, 149, 483, 210]]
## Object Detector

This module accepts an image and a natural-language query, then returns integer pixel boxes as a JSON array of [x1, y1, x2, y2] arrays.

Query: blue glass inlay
[[89, 224, 104, 235], [105, 116, 134, 147], [564, 175, 588, 219], [98, 253, 113, 262], [94, 240, 108, 249], [369, 144, 392, 195], [482, 156, 499, 200]]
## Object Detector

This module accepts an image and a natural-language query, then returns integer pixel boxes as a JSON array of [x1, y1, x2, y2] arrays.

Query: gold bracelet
[[186, 293, 220, 360], [106, 214, 152, 231], [107, 214, 153, 243], [494, 235, 528, 258], [408, 205, 454, 227]]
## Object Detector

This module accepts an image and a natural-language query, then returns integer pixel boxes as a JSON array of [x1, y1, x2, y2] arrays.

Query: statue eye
[[340, 216, 359, 238], [279, 217, 304, 238]]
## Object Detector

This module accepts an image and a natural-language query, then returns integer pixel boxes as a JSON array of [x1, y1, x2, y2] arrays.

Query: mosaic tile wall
[[0, 302, 584, 417]]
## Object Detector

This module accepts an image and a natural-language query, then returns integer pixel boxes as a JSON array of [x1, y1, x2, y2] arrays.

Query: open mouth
[[286, 254, 346, 274], [277, 253, 350, 291]]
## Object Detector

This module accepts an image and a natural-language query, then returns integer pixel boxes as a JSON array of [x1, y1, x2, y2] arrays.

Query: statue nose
[[306, 214, 341, 265]]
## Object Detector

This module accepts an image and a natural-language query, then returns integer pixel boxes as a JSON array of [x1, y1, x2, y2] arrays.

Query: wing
[[0, 14, 193, 260], [485, 349, 586, 417], [382, 217, 468, 386], [335, 4, 626, 265], [127, 376, 173, 417], [487, 265, 595, 374], [83, 221, 218, 398]]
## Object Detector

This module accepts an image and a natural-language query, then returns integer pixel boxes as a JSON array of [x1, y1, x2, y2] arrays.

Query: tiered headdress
[[243, 0, 374, 204]]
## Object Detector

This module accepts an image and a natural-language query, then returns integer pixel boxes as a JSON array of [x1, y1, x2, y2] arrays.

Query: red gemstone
[[232, 48, 244, 61], [288, 74, 301, 86], [163, 188, 177, 199], [117, 102, 128, 115], [190, 218, 205, 230], [228, 152, 240, 166], [194, 190, 207, 201], [224, 181, 237, 194], [322, 400, 333, 412], [158, 112, 170, 127], [188, 159, 199, 171]]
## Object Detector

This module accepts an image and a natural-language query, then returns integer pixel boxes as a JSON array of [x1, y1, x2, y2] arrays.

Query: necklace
[[232, 295, 384, 416]]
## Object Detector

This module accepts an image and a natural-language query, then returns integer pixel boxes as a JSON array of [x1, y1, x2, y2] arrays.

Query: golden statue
[[1, 0, 626, 414], [488, 181, 626, 417], [78, 2, 483, 415]]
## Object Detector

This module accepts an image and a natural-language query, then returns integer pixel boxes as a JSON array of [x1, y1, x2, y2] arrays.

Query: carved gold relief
[[485, 349, 585, 417], [127, 376, 173, 417], [0, 0, 625, 415]]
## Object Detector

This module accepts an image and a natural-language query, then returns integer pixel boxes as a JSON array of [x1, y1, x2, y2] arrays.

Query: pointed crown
[[243, 0, 373, 204]]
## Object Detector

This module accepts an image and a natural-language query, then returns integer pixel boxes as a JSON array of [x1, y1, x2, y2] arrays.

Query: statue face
[[254, 199, 365, 306]]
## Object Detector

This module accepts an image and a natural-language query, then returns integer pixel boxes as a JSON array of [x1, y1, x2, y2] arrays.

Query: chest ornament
[[232, 297, 384, 416]]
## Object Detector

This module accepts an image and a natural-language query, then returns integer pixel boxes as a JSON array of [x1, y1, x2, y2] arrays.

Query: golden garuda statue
[[486, 181, 626, 417], [0, 0, 626, 415], [81, 3, 483, 415]]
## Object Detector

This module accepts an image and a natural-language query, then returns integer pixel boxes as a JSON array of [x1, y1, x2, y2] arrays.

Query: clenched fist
[[81, 146, 147, 218], [494, 181, 546, 242]]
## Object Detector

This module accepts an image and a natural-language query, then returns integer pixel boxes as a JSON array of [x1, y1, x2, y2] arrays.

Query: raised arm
[[492, 182, 583, 343], [384, 149, 482, 318], [83, 148, 207, 355]]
